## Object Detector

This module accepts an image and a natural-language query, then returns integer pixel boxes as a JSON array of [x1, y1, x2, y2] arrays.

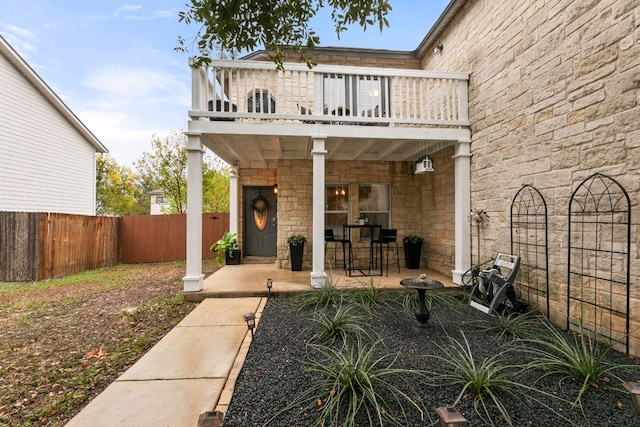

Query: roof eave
[[413, 0, 467, 60]]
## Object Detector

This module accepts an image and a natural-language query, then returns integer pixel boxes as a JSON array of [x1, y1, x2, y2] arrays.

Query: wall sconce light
[[624, 381, 640, 413], [434, 44, 443, 55], [266, 278, 273, 296], [415, 155, 434, 174], [197, 410, 224, 427], [272, 184, 278, 195], [243, 312, 256, 337], [435, 406, 468, 426]]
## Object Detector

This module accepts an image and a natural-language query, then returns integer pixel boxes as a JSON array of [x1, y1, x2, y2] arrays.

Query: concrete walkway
[[66, 263, 455, 427]]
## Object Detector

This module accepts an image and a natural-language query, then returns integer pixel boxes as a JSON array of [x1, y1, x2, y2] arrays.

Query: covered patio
[[183, 57, 472, 292]]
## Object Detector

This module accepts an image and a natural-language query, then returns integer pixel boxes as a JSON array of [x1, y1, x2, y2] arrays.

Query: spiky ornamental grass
[[520, 320, 640, 406], [479, 310, 548, 342], [293, 276, 346, 309], [424, 331, 573, 426], [307, 304, 371, 345], [268, 337, 428, 427]]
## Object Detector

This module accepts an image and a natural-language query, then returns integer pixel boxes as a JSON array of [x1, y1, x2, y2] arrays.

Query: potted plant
[[287, 234, 307, 271], [403, 234, 424, 269], [210, 231, 241, 265]]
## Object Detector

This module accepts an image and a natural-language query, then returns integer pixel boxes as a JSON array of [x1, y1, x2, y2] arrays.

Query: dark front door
[[243, 186, 277, 256]]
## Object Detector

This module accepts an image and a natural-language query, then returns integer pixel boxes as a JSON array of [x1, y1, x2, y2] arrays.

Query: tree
[[96, 155, 146, 216], [203, 154, 231, 212], [136, 131, 188, 214], [177, 0, 392, 68], [136, 130, 231, 214]]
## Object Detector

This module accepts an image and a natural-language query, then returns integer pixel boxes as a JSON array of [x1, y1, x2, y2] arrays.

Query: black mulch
[[222, 291, 640, 426]]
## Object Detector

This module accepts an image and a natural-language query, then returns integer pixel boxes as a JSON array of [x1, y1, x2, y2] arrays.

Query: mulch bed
[[223, 292, 640, 426]]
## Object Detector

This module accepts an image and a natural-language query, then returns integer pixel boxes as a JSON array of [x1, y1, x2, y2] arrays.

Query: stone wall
[[280, 50, 422, 70], [241, 157, 455, 274], [421, 0, 640, 352]]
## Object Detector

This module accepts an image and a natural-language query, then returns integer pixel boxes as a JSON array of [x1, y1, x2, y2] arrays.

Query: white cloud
[[154, 10, 174, 18], [80, 66, 189, 105], [117, 5, 143, 13], [0, 24, 38, 58], [79, 109, 164, 166]]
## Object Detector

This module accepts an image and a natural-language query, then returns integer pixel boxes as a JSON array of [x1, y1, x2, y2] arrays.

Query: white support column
[[310, 137, 327, 288], [452, 139, 472, 285], [229, 167, 239, 235], [183, 132, 204, 292]]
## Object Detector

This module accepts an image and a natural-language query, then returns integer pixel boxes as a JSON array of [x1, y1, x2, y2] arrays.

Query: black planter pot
[[404, 242, 422, 269], [225, 249, 241, 265], [289, 244, 304, 271]]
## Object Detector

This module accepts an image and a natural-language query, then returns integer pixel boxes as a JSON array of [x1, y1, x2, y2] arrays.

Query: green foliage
[[136, 131, 189, 214], [135, 131, 231, 214], [294, 276, 345, 309], [202, 158, 230, 212], [210, 231, 239, 265], [348, 279, 389, 310], [287, 234, 307, 246], [479, 311, 547, 342], [270, 338, 427, 427], [425, 332, 568, 426], [308, 304, 369, 344], [96, 131, 230, 216], [177, 0, 393, 68], [521, 321, 637, 405], [96, 154, 146, 215], [402, 234, 423, 244]]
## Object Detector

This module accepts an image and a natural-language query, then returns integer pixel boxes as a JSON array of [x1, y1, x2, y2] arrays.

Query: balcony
[[188, 59, 470, 167]]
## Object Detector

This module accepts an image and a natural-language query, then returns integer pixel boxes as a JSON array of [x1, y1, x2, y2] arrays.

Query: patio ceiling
[[191, 120, 466, 168]]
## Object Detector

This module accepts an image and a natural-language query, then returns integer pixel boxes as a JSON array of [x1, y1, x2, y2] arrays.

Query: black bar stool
[[324, 229, 352, 269], [373, 229, 400, 276]]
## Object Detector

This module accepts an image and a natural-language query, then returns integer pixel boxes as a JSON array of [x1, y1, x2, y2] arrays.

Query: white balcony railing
[[190, 59, 469, 127]]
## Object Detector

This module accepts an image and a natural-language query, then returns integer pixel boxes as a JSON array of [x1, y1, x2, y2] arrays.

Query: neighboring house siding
[[421, 0, 640, 348], [0, 45, 98, 215]]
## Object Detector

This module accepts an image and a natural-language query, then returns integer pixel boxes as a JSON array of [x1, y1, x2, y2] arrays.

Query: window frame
[[325, 183, 350, 239]]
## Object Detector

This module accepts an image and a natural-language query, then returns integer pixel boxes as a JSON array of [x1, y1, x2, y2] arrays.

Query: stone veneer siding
[[240, 156, 456, 274], [421, 0, 640, 352]]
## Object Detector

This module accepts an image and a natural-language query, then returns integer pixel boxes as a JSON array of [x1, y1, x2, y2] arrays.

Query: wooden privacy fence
[[0, 212, 229, 281], [0, 212, 119, 281], [120, 213, 229, 263]]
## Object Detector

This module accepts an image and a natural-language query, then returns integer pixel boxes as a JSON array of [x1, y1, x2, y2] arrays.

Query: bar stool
[[324, 229, 352, 269], [373, 229, 400, 276]]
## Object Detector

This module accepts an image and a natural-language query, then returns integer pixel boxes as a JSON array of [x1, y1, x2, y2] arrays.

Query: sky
[[1, 0, 449, 168]]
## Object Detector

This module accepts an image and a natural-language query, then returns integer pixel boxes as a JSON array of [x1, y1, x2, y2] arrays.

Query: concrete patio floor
[[185, 261, 455, 301], [66, 262, 457, 427]]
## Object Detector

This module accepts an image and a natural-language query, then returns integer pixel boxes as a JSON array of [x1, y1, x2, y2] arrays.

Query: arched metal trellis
[[568, 173, 631, 353], [511, 185, 549, 318]]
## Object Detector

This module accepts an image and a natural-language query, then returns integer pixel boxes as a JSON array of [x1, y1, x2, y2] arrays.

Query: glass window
[[357, 76, 387, 117], [323, 74, 349, 116], [325, 183, 349, 238], [247, 90, 276, 113], [358, 183, 390, 240], [323, 75, 388, 118]]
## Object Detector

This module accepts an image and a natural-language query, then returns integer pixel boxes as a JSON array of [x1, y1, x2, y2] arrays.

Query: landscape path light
[[243, 312, 256, 338], [266, 278, 273, 296], [624, 381, 640, 414], [197, 410, 224, 427], [435, 406, 468, 426]]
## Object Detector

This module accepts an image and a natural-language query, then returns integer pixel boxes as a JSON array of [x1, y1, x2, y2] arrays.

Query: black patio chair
[[324, 229, 352, 270], [373, 228, 400, 276]]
